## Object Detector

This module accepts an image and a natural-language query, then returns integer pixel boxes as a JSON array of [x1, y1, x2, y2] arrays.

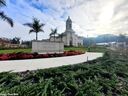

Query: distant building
[[110, 41, 128, 48], [0, 38, 11, 46], [0, 38, 27, 48], [96, 42, 110, 46], [50, 16, 84, 47]]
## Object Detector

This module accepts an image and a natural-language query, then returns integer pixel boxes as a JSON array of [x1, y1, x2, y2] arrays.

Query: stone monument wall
[[32, 41, 64, 53]]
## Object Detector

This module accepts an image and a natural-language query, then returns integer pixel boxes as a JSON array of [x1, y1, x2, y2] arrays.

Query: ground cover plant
[[0, 50, 128, 96]]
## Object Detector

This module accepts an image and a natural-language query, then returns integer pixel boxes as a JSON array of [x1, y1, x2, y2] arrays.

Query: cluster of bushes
[[0, 51, 84, 60], [0, 51, 128, 95]]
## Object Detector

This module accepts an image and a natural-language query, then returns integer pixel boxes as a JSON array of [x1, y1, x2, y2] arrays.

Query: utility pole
[[87, 35, 90, 52]]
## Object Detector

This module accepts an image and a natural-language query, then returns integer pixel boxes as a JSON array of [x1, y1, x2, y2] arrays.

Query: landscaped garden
[[64, 46, 86, 53], [0, 46, 107, 54], [1, 0, 128, 95], [0, 50, 128, 96], [0, 47, 86, 54], [0, 48, 31, 54], [0, 46, 107, 61], [0, 46, 87, 60], [0, 50, 84, 60], [87, 46, 108, 52]]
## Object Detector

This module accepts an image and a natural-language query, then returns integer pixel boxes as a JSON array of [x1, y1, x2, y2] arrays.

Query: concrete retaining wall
[[32, 41, 64, 53]]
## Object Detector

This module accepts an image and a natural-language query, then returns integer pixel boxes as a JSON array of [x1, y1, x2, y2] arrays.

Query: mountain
[[95, 34, 118, 43], [83, 34, 120, 46]]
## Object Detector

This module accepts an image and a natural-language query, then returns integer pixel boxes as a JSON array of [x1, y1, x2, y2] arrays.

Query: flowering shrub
[[64, 50, 83, 56], [41, 54, 49, 58], [0, 54, 10, 60], [9, 53, 17, 59], [0, 50, 84, 60]]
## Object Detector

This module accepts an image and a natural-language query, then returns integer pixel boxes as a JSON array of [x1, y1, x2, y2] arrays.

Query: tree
[[58, 33, 65, 42], [11, 37, 20, 44], [50, 28, 57, 41], [21, 40, 32, 48], [0, 0, 13, 27], [24, 18, 45, 40]]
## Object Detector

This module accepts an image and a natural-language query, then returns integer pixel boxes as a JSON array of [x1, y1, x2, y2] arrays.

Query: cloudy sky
[[0, 0, 128, 40]]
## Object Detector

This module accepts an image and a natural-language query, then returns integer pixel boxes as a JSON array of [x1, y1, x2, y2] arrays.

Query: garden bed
[[0, 50, 84, 61]]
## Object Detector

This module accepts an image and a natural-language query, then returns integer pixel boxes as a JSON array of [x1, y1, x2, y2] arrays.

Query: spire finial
[[67, 16, 71, 22]]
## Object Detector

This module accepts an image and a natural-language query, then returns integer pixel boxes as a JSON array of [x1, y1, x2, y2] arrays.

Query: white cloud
[[0, 0, 128, 40]]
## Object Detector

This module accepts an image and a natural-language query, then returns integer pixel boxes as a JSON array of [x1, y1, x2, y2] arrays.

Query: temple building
[[50, 16, 84, 47]]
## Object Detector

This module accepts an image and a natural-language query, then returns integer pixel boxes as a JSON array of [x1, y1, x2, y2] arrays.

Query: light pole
[[87, 35, 90, 52]]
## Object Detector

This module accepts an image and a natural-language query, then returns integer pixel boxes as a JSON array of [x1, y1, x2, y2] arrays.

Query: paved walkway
[[0, 52, 103, 72]]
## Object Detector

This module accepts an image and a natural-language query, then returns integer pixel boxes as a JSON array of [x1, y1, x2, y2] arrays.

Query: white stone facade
[[50, 16, 84, 47]]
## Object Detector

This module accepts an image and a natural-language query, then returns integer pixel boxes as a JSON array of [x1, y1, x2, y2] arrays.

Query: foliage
[[0, 51, 128, 95], [21, 40, 32, 48], [0, 48, 31, 53], [50, 28, 58, 41], [0, 46, 87, 53], [11, 37, 20, 44], [24, 18, 45, 40], [64, 46, 86, 53], [0, 50, 83, 60], [58, 33, 65, 42], [0, 0, 13, 27], [87, 46, 107, 52]]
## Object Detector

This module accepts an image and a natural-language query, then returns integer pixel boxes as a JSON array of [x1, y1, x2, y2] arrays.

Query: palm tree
[[50, 28, 57, 41], [58, 33, 65, 42], [0, 0, 13, 27], [0, 0, 6, 6], [24, 18, 45, 40]]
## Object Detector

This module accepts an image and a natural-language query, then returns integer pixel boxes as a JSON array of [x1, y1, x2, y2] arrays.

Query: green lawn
[[87, 46, 107, 52], [0, 48, 31, 54], [0, 46, 106, 53], [65, 46, 107, 53], [64, 46, 86, 52], [0, 47, 86, 53]]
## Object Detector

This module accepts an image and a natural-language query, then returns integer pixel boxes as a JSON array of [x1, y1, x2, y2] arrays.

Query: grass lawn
[[0, 46, 86, 53], [0, 48, 31, 54], [0, 46, 106, 53], [65, 46, 107, 53], [87, 46, 107, 52], [64, 46, 86, 52]]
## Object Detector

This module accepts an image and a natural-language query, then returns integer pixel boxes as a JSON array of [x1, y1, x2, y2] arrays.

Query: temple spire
[[66, 16, 72, 30]]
